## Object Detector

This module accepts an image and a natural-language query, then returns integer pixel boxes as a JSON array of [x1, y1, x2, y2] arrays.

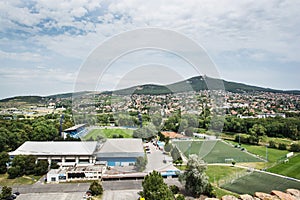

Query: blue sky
[[1, 0, 300, 99]]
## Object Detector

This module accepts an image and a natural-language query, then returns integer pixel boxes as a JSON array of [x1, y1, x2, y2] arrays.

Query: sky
[[1, 0, 300, 99]]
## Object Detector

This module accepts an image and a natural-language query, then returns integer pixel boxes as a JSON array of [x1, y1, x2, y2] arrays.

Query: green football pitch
[[221, 171, 300, 195], [83, 128, 133, 140], [173, 140, 263, 163]]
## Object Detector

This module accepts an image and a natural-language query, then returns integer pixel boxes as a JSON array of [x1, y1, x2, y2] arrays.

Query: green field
[[227, 141, 289, 164], [221, 171, 300, 195], [173, 140, 263, 163], [83, 128, 133, 140], [268, 154, 300, 179], [206, 166, 246, 184]]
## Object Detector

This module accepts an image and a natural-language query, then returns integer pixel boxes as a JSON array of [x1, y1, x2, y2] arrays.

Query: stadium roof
[[10, 141, 97, 156], [64, 124, 86, 132], [96, 139, 144, 157]]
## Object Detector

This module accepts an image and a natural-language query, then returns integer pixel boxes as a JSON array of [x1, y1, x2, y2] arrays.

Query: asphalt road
[[16, 192, 84, 200], [12, 182, 90, 194], [103, 180, 143, 190], [102, 189, 140, 200], [144, 142, 173, 172]]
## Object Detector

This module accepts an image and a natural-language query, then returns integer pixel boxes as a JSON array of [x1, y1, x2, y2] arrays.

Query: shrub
[[169, 185, 179, 194], [278, 143, 287, 150], [89, 180, 103, 196], [269, 140, 277, 149], [290, 143, 300, 152]]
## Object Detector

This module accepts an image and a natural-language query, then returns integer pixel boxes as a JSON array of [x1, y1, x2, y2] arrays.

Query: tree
[[133, 123, 157, 140], [290, 143, 300, 152], [34, 160, 49, 176], [140, 171, 174, 200], [135, 156, 147, 172], [278, 143, 287, 150], [7, 166, 22, 179], [1, 186, 12, 199], [176, 194, 185, 200], [171, 146, 182, 163], [169, 185, 179, 194], [179, 154, 213, 197], [151, 114, 163, 129], [185, 127, 194, 137], [12, 155, 36, 175], [269, 140, 277, 149], [89, 180, 103, 196], [0, 152, 9, 174], [164, 143, 173, 153], [0, 127, 9, 152]]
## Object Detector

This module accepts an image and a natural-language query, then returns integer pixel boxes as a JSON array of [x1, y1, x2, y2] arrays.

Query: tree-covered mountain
[[1, 76, 299, 103], [113, 76, 300, 95]]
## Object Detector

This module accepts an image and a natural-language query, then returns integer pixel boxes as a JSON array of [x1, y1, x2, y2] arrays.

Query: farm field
[[83, 128, 133, 140], [221, 171, 300, 195], [268, 154, 300, 179], [173, 140, 263, 163]]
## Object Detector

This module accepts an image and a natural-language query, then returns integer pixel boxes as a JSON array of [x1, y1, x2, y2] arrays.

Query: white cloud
[[0, 0, 300, 98], [0, 50, 46, 62]]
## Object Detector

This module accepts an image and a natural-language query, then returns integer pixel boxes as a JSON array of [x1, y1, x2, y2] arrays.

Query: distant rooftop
[[10, 141, 97, 156]]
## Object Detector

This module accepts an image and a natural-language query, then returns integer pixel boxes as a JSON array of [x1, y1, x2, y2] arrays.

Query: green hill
[[113, 76, 300, 95]]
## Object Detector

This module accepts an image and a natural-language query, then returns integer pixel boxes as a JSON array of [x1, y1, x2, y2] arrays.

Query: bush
[[269, 140, 277, 149], [89, 180, 103, 196], [278, 143, 287, 150], [1, 186, 12, 199], [290, 143, 300, 152], [169, 185, 179, 194], [176, 194, 185, 200], [8, 166, 22, 179], [164, 143, 173, 153]]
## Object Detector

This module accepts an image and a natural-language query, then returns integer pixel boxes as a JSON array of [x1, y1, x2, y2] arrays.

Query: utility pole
[[265, 144, 268, 161]]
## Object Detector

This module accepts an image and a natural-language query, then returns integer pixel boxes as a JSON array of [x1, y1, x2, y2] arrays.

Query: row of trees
[[7, 155, 49, 178], [224, 116, 300, 140], [0, 114, 75, 152]]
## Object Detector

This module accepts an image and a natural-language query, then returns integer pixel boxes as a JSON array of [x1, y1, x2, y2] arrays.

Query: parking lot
[[16, 192, 84, 200]]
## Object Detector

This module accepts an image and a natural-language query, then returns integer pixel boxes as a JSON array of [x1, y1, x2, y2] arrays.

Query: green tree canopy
[[133, 123, 157, 140], [89, 180, 103, 196], [0, 152, 9, 174], [179, 154, 213, 197], [140, 171, 174, 200]]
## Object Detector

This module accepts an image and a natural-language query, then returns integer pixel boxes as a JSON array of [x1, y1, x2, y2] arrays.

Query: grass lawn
[[173, 140, 263, 163], [267, 154, 300, 179], [221, 171, 300, 195], [213, 186, 239, 199], [0, 174, 41, 186], [226, 141, 289, 164], [206, 165, 246, 184], [83, 128, 133, 140]]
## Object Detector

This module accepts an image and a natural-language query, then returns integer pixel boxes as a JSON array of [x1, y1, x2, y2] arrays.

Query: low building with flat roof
[[94, 138, 144, 167], [9, 141, 98, 166]]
